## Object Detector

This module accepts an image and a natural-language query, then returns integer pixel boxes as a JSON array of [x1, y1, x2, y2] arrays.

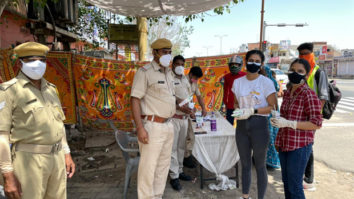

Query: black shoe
[[183, 156, 197, 168], [266, 165, 276, 171], [170, 178, 182, 191], [179, 172, 192, 181]]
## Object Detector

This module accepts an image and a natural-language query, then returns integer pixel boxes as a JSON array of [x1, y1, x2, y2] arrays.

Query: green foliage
[[68, 0, 121, 49], [147, 17, 194, 57]]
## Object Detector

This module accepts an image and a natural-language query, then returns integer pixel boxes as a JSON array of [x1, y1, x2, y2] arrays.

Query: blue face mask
[[246, 62, 261, 73]]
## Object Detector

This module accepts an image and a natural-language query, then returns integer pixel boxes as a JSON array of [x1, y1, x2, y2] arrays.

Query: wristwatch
[[254, 109, 258, 114]]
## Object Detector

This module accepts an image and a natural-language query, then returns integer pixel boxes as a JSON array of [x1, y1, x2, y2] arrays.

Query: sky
[[182, 0, 354, 58]]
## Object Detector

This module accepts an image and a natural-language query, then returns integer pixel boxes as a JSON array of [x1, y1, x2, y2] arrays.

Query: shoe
[[239, 197, 252, 199], [170, 179, 182, 191], [179, 172, 192, 181], [303, 180, 316, 191], [266, 165, 276, 171], [183, 156, 197, 168]]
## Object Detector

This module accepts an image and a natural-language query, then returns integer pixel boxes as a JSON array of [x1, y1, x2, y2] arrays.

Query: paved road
[[314, 79, 354, 172]]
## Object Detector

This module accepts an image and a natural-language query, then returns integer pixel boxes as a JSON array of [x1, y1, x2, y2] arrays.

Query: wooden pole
[[259, 0, 265, 50], [137, 17, 148, 61]]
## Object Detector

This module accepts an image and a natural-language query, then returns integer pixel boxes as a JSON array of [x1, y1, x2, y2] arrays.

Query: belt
[[14, 142, 62, 154], [141, 115, 169, 123], [172, 114, 188, 120]]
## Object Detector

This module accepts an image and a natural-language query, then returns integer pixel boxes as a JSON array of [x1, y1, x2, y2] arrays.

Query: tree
[[147, 17, 193, 58]]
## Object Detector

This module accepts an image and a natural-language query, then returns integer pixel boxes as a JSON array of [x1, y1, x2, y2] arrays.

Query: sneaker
[[239, 197, 252, 199], [179, 172, 192, 181], [183, 156, 197, 168], [170, 178, 182, 191], [303, 180, 316, 191]]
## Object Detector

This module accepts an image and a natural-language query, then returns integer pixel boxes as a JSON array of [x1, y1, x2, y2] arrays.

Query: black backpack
[[315, 69, 342, 119]]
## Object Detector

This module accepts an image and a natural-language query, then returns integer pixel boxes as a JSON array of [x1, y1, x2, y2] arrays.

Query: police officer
[[169, 56, 206, 191], [131, 38, 176, 199], [0, 42, 75, 199]]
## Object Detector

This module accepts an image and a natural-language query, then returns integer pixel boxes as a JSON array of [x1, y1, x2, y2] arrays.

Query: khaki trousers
[[137, 120, 174, 199], [13, 150, 66, 199], [184, 118, 195, 157], [169, 118, 188, 179]]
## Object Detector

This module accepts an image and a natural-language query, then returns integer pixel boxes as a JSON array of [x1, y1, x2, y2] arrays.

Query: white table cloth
[[192, 112, 240, 190]]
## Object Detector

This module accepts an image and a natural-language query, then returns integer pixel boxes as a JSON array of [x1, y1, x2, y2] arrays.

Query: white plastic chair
[[108, 121, 140, 199]]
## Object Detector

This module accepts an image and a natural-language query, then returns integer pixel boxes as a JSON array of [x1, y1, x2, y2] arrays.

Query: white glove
[[270, 117, 297, 129], [231, 108, 254, 120]]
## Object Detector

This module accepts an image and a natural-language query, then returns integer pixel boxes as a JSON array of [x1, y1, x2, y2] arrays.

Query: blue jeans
[[226, 109, 234, 125], [279, 144, 313, 199]]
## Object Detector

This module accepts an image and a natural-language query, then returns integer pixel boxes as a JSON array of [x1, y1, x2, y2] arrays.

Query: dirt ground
[[67, 134, 354, 199]]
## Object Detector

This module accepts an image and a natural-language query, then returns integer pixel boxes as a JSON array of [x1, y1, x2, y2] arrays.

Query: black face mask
[[246, 63, 261, 73], [288, 71, 305, 84]]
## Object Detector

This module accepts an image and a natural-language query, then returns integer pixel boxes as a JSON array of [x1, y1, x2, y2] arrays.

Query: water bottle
[[210, 112, 217, 131]]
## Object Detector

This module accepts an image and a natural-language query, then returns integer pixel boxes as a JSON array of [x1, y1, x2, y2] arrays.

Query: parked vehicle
[[271, 68, 288, 89]]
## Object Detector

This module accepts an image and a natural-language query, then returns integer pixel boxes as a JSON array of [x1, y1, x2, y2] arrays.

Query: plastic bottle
[[210, 112, 217, 131]]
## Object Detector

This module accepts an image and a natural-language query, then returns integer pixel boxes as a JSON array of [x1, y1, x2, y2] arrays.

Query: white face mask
[[174, 65, 185, 75], [21, 60, 46, 80], [159, 54, 172, 67]]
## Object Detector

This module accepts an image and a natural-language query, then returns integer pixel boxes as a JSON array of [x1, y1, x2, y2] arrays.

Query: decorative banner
[[73, 54, 149, 130], [45, 52, 77, 124], [73, 54, 245, 129], [184, 54, 241, 111], [0, 49, 16, 83], [2, 48, 245, 129], [0, 50, 77, 124]]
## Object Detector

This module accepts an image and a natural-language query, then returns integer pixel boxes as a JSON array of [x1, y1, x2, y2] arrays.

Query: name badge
[[174, 82, 180, 85], [158, 81, 165, 84]]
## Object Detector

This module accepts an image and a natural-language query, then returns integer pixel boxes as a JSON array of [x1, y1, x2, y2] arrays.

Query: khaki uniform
[[185, 77, 200, 157], [131, 61, 176, 199], [169, 75, 200, 179], [0, 72, 67, 199]]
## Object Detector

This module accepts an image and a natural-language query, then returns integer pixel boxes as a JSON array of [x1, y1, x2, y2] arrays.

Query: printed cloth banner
[[0, 49, 16, 83], [2, 48, 245, 129], [73, 54, 244, 129], [0, 50, 77, 124], [73, 54, 149, 130], [185, 54, 245, 111]]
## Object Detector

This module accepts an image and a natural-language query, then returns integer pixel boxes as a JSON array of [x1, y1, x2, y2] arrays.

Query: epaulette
[[47, 82, 57, 88], [0, 78, 17, 91], [141, 64, 151, 71]]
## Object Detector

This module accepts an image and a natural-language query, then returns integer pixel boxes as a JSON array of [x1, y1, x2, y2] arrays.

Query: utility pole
[[259, 0, 265, 50], [203, 46, 212, 56], [214, 34, 227, 55]]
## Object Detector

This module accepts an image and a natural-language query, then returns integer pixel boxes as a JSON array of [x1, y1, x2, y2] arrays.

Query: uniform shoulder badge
[[47, 82, 57, 88], [0, 78, 17, 91]]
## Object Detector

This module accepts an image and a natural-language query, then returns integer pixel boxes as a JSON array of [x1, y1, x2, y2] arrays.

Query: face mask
[[189, 75, 198, 83], [299, 53, 316, 70], [246, 62, 261, 73], [21, 60, 46, 80], [159, 54, 172, 67], [288, 71, 306, 84], [229, 65, 241, 74], [174, 65, 185, 75]]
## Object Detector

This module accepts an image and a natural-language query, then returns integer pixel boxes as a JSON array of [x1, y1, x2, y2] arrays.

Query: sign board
[[319, 54, 326, 61], [279, 40, 291, 50], [322, 45, 328, 54], [109, 24, 139, 44]]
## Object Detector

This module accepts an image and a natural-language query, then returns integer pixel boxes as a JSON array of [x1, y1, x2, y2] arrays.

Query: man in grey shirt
[[298, 42, 329, 191]]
